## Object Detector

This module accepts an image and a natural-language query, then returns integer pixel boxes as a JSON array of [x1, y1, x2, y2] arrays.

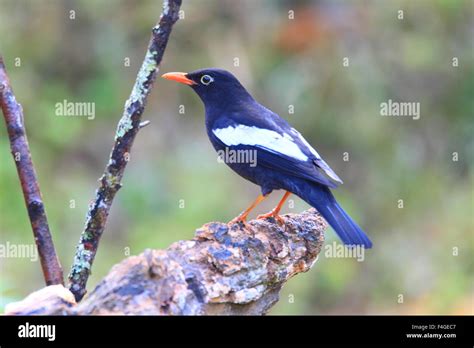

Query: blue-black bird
[[162, 68, 372, 248]]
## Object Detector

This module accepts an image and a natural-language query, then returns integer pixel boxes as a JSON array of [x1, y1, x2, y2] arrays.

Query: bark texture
[[0, 57, 63, 285], [6, 209, 326, 315]]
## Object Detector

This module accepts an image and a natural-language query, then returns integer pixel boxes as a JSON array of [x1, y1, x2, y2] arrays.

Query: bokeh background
[[0, 0, 473, 314]]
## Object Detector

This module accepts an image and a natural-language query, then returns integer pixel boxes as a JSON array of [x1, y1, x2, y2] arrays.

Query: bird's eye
[[200, 75, 213, 85]]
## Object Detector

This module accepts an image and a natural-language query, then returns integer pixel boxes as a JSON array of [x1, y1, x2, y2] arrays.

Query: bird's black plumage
[[162, 68, 372, 248]]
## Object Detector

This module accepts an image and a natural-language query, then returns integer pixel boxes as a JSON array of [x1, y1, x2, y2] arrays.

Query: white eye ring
[[200, 75, 214, 85]]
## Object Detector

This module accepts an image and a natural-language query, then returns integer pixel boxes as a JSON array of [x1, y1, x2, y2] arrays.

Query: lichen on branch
[[68, 0, 183, 302]]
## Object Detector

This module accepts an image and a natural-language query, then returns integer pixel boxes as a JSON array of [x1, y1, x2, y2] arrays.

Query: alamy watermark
[[18, 322, 55, 341], [55, 99, 95, 120], [0, 242, 38, 262], [324, 241, 365, 262], [217, 148, 257, 167], [380, 99, 420, 120]]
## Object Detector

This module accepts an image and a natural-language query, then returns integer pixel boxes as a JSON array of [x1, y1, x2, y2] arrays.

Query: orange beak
[[161, 72, 196, 86]]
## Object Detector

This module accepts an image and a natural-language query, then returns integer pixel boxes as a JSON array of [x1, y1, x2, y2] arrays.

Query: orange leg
[[257, 191, 291, 225], [228, 193, 268, 226]]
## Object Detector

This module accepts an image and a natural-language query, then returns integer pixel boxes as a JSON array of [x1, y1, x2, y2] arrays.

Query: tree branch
[[67, 0, 183, 302], [0, 57, 64, 286], [6, 209, 326, 315]]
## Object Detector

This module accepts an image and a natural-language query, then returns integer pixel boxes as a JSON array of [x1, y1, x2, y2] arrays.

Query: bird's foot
[[257, 211, 285, 225], [228, 215, 249, 229]]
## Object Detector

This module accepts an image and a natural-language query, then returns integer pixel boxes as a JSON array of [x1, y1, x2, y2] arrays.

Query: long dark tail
[[294, 181, 372, 248]]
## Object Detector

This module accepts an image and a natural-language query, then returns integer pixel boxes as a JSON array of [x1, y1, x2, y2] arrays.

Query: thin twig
[[68, 0, 182, 302], [0, 57, 64, 285], [139, 120, 151, 129]]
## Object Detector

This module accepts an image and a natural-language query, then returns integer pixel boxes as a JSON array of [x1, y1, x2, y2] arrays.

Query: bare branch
[[0, 57, 64, 285], [67, 0, 183, 302], [7, 209, 326, 315]]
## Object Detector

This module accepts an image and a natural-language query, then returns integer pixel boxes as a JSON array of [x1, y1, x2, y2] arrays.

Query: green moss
[[83, 230, 93, 241]]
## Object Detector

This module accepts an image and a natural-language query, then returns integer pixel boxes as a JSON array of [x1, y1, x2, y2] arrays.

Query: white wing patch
[[291, 128, 321, 159], [212, 125, 308, 161]]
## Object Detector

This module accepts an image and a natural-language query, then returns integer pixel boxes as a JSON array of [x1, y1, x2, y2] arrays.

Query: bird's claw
[[257, 211, 285, 225], [227, 216, 249, 229]]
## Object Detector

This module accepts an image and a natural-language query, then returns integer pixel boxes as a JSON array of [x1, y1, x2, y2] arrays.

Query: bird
[[162, 68, 372, 248]]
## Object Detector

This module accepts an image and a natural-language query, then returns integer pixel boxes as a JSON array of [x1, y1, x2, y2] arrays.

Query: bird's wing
[[211, 116, 343, 188], [288, 127, 343, 185]]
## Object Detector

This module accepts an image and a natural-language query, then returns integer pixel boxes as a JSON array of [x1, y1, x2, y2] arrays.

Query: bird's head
[[161, 68, 253, 109]]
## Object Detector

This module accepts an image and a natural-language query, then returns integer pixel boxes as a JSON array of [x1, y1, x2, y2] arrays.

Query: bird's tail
[[295, 181, 372, 248]]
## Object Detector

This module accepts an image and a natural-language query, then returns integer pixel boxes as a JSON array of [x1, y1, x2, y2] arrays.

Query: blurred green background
[[0, 0, 473, 314]]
